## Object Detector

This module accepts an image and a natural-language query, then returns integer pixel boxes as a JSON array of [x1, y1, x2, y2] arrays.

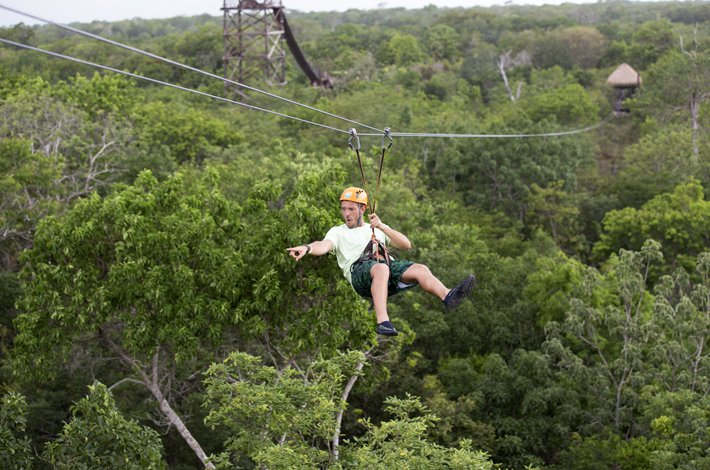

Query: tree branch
[[331, 349, 372, 462], [108, 377, 144, 391], [102, 336, 215, 469]]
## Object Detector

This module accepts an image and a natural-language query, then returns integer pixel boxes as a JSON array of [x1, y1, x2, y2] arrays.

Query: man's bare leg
[[401, 263, 449, 300], [370, 263, 390, 324]]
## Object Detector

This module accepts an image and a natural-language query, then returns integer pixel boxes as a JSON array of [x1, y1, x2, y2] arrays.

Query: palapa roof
[[607, 63, 642, 88]]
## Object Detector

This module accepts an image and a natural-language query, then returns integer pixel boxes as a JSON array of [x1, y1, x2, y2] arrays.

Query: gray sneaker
[[443, 275, 476, 310], [376, 322, 399, 336]]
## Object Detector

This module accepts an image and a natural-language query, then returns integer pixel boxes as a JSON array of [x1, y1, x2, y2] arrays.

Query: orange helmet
[[339, 187, 368, 207]]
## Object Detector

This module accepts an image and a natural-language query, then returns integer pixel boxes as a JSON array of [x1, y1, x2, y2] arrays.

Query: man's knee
[[370, 263, 390, 278], [403, 263, 432, 282], [417, 263, 432, 274]]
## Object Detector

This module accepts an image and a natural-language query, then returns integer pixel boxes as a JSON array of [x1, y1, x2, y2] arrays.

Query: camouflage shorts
[[350, 258, 417, 299]]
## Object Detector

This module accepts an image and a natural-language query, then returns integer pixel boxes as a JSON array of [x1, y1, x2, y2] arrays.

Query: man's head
[[339, 187, 367, 228]]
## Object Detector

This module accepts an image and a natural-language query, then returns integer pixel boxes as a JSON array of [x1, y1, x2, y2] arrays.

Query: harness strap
[[348, 127, 394, 267]]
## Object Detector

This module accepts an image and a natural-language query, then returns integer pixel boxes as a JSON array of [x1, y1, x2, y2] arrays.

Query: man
[[287, 187, 475, 336]]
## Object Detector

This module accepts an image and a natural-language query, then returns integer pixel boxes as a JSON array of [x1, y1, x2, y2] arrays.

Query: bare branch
[[332, 348, 373, 461], [108, 377, 144, 391], [498, 51, 516, 103]]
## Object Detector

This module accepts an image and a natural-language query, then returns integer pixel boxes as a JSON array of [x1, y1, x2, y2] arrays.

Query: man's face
[[340, 201, 364, 228]]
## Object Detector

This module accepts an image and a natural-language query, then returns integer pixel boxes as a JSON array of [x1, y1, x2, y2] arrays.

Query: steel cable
[[0, 3, 384, 134], [0, 3, 617, 141], [0, 37, 349, 134]]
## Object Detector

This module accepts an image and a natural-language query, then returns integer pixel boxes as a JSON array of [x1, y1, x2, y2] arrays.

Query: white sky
[[0, 0, 605, 27]]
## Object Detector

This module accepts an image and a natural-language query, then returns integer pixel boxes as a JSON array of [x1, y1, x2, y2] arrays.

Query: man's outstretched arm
[[286, 239, 334, 261]]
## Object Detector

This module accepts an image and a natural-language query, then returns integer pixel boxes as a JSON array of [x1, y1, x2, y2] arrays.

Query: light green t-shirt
[[324, 223, 390, 283]]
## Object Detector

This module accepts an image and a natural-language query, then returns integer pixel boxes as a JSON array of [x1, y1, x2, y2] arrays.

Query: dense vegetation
[[0, 1, 709, 468]]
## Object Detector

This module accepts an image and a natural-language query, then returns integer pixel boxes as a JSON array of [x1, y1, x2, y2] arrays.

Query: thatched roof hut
[[607, 63, 642, 88]]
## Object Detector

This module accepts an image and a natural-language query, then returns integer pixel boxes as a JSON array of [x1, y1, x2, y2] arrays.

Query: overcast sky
[[0, 0, 607, 27]]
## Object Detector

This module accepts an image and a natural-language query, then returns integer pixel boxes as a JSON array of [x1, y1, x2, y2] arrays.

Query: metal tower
[[222, 0, 286, 87]]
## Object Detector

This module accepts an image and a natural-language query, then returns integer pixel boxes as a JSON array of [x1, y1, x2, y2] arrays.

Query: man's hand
[[369, 213, 384, 230], [370, 215, 412, 251], [286, 245, 309, 261]]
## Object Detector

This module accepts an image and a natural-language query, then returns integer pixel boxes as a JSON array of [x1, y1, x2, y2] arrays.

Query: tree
[[520, 82, 598, 126], [12, 160, 376, 467], [0, 138, 62, 269], [529, 27, 608, 70], [203, 350, 366, 468], [379, 33, 425, 67], [54, 73, 137, 120], [424, 24, 462, 62], [613, 126, 702, 208], [652, 252, 710, 394], [130, 102, 240, 166], [437, 350, 581, 469], [636, 48, 710, 162], [522, 251, 587, 326], [0, 391, 33, 470], [450, 114, 592, 220], [0, 75, 130, 202], [638, 389, 710, 468], [338, 395, 497, 470], [13, 171, 243, 468], [43, 382, 164, 469], [201, 347, 497, 469], [627, 19, 676, 70], [525, 181, 584, 255], [593, 181, 710, 272], [546, 241, 664, 442]]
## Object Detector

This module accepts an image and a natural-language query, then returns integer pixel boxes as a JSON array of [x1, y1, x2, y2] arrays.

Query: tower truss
[[222, 0, 286, 87]]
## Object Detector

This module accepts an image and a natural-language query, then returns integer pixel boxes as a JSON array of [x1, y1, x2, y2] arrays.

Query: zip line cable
[[0, 3, 617, 141], [0, 35, 615, 141], [0, 37, 349, 135], [0, 3, 384, 134], [359, 113, 615, 139]]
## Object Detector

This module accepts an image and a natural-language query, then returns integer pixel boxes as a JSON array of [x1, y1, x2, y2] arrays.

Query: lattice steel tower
[[222, 0, 286, 87]]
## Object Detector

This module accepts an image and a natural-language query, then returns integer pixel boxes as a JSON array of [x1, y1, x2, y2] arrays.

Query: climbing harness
[[348, 128, 394, 267]]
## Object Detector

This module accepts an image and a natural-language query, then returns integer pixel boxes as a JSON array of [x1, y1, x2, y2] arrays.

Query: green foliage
[[555, 432, 660, 470], [423, 24, 462, 62], [54, 73, 138, 119], [520, 83, 598, 125], [13, 170, 247, 373], [0, 391, 33, 470], [379, 33, 426, 67], [450, 114, 593, 218], [594, 181, 710, 271], [522, 252, 586, 326], [162, 23, 223, 77], [438, 351, 580, 469], [627, 19, 677, 70], [338, 395, 497, 470], [530, 26, 609, 70], [636, 48, 710, 122], [43, 382, 164, 469], [547, 241, 663, 435], [0, 73, 133, 204], [203, 350, 363, 468], [652, 253, 710, 393], [421, 375, 495, 452], [639, 389, 710, 468], [525, 181, 584, 254], [0, 138, 62, 267], [131, 102, 241, 165], [613, 126, 703, 207], [1, 3, 708, 468], [0, 271, 20, 337]]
